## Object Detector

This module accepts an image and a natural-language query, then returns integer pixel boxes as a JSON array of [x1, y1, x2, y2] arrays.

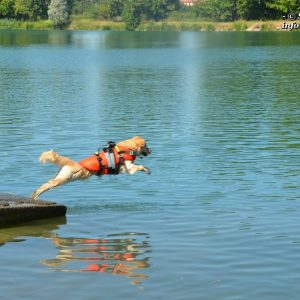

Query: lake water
[[1, 30, 300, 300]]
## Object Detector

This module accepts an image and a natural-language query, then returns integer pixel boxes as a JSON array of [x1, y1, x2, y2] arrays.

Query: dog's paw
[[144, 167, 151, 175], [31, 192, 38, 200]]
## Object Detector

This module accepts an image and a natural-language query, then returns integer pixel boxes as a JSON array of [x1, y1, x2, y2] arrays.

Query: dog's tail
[[39, 150, 76, 167]]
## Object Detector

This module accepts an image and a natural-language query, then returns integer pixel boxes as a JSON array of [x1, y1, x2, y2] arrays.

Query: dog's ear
[[118, 136, 146, 150]]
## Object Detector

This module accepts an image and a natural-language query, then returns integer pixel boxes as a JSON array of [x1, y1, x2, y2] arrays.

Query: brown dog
[[32, 136, 151, 200]]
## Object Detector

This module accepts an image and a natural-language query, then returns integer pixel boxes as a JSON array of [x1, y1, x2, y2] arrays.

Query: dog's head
[[118, 136, 151, 157]]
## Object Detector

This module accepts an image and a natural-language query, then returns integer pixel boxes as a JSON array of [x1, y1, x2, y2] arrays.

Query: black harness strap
[[117, 153, 125, 174], [95, 155, 104, 176], [95, 141, 123, 175]]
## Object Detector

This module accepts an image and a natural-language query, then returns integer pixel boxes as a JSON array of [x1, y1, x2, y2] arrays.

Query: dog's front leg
[[123, 161, 151, 175]]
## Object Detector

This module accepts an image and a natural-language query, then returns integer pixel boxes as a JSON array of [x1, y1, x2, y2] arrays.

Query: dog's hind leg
[[31, 178, 68, 200], [31, 164, 91, 200], [31, 165, 78, 200]]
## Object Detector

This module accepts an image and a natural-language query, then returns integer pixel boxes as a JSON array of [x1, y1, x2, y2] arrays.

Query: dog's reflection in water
[[41, 232, 151, 284]]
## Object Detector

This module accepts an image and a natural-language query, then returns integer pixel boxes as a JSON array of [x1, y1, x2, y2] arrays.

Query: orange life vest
[[78, 146, 136, 175]]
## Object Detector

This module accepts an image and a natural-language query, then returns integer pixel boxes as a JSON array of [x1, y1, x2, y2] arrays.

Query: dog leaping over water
[[32, 136, 151, 200]]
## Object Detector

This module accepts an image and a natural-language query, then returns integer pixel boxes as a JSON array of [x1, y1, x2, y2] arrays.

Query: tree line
[[0, 0, 299, 30], [193, 0, 300, 21]]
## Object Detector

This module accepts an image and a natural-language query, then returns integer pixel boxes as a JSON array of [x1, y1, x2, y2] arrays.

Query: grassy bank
[[138, 20, 283, 31], [68, 19, 284, 32], [0, 18, 285, 31], [68, 19, 125, 31], [0, 19, 53, 30]]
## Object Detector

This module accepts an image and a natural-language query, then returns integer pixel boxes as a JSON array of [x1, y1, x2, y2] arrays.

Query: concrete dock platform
[[0, 193, 67, 227]]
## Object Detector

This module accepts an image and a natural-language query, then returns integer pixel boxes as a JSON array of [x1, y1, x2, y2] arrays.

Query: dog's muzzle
[[141, 148, 151, 156]]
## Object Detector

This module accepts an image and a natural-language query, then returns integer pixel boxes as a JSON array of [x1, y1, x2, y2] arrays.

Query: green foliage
[[13, 0, 49, 20], [122, 0, 143, 30], [145, 0, 180, 21], [266, 0, 300, 13], [98, 2, 110, 19], [194, 0, 237, 21], [122, 0, 180, 30], [193, 0, 299, 21], [48, 0, 69, 27], [0, 0, 14, 18], [70, 0, 85, 15], [14, 0, 31, 19], [266, 0, 300, 18], [0, 0, 49, 20], [0, 0, 298, 30], [236, 0, 269, 20], [70, 0, 109, 19], [107, 0, 124, 18]]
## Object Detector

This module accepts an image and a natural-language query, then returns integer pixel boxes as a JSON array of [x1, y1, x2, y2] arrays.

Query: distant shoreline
[[0, 19, 295, 32]]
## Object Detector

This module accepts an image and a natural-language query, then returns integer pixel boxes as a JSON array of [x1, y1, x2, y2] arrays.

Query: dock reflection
[[0, 216, 66, 245], [41, 232, 151, 284]]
